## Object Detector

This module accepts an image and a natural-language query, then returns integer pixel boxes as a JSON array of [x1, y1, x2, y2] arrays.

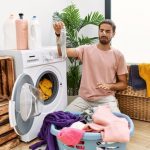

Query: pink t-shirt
[[75, 44, 128, 101]]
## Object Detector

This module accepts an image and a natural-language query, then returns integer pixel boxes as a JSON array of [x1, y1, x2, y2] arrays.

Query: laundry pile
[[38, 78, 53, 100], [30, 106, 132, 150]]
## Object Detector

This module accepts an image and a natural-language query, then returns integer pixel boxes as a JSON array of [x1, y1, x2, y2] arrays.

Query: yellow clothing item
[[41, 78, 53, 88], [139, 64, 150, 97], [39, 82, 52, 96], [38, 88, 49, 100], [38, 78, 53, 100]]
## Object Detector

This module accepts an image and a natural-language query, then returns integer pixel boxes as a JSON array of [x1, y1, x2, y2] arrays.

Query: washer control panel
[[22, 47, 60, 68]]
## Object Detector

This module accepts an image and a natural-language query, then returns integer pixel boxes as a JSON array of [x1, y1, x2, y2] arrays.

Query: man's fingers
[[54, 21, 64, 28], [96, 84, 109, 90], [53, 21, 65, 34]]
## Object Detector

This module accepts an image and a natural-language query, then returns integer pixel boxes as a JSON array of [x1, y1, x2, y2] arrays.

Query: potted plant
[[53, 4, 104, 96]]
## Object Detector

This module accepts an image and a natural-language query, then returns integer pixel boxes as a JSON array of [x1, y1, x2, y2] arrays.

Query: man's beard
[[99, 36, 111, 45]]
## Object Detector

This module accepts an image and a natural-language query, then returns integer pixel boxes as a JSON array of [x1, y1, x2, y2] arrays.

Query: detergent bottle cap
[[32, 16, 37, 19], [19, 13, 24, 19], [9, 14, 15, 19]]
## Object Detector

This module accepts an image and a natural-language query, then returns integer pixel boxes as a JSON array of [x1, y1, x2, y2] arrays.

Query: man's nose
[[102, 30, 106, 35]]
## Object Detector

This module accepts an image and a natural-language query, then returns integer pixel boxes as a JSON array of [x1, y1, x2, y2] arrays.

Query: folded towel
[[128, 65, 146, 90]]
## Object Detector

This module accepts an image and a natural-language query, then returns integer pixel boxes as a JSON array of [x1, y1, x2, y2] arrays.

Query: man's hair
[[99, 19, 116, 33]]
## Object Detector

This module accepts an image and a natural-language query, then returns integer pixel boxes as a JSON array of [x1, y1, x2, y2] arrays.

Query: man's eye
[[106, 31, 111, 33]]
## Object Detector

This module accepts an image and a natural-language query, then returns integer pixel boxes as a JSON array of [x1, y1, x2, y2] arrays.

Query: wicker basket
[[116, 86, 150, 122]]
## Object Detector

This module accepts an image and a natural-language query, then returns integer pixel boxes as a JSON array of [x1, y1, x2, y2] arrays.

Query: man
[[53, 19, 128, 112]]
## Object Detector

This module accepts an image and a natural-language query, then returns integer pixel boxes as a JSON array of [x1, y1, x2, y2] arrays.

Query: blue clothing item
[[128, 65, 146, 90], [29, 111, 83, 150]]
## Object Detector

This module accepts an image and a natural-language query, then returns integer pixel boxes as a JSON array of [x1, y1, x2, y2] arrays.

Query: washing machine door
[[9, 73, 38, 136]]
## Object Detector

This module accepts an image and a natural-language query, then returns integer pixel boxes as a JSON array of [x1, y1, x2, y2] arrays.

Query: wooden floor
[[127, 120, 150, 150], [11, 119, 150, 150]]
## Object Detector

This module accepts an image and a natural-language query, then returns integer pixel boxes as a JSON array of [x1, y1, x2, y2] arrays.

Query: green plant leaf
[[80, 12, 104, 29], [67, 65, 81, 95], [61, 4, 81, 30], [78, 36, 98, 45]]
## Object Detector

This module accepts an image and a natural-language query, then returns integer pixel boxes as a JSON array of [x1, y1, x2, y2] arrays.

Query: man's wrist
[[56, 36, 61, 47], [55, 32, 60, 37]]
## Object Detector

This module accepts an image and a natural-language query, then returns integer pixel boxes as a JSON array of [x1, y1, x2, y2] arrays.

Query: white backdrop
[[0, 0, 104, 49], [112, 0, 150, 63]]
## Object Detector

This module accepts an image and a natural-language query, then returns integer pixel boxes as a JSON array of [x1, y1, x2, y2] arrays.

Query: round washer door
[[9, 73, 35, 136]]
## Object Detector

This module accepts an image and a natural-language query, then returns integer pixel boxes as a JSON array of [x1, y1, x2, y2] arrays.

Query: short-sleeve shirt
[[75, 44, 128, 101]]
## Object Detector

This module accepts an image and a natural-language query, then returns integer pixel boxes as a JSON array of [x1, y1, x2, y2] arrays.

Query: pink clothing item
[[83, 120, 130, 142], [57, 127, 85, 146], [76, 44, 128, 101], [83, 122, 104, 132], [92, 105, 119, 126], [91, 105, 130, 142], [103, 119, 130, 142]]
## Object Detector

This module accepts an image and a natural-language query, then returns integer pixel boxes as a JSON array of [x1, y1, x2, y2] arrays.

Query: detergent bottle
[[52, 14, 67, 58], [16, 13, 28, 50], [3, 14, 17, 50], [28, 16, 42, 50], [60, 26, 67, 59]]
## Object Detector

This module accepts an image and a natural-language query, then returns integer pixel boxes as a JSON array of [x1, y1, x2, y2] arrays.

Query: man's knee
[[65, 97, 90, 113]]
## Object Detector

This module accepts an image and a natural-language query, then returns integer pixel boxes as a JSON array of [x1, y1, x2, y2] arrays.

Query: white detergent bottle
[[28, 16, 42, 50], [52, 14, 67, 58], [60, 26, 67, 59], [3, 14, 17, 50]]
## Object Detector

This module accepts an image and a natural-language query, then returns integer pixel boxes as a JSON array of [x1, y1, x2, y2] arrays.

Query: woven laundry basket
[[116, 86, 150, 122]]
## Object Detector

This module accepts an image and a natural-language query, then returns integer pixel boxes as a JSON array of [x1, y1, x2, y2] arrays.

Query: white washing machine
[[0, 47, 67, 142]]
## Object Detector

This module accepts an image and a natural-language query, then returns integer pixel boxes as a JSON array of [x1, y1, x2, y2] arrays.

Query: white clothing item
[[65, 95, 120, 113]]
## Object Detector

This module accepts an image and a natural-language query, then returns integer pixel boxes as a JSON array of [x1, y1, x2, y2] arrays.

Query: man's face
[[99, 23, 115, 45]]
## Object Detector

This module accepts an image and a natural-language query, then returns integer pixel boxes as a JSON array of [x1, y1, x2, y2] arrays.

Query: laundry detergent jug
[[3, 14, 17, 50], [16, 13, 28, 50], [28, 16, 42, 50], [60, 27, 67, 59]]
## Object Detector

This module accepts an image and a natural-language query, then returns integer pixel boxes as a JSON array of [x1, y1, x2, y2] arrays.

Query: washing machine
[[0, 47, 67, 142]]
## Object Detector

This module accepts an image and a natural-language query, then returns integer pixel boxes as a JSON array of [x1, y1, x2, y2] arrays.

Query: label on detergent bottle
[[28, 16, 42, 50], [16, 13, 28, 50], [3, 14, 17, 50]]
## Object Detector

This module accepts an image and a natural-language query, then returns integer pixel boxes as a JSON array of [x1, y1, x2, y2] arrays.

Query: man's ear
[[112, 32, 116, 37]]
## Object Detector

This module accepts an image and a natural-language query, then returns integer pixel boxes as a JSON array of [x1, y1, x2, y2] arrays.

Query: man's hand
[[96, 75, 128, 91], [96, 83, 113, 90], [53, 21, 64, 35]]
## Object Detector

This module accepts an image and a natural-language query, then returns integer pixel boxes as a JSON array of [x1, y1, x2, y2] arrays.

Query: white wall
[[112, 0, 150, 63], [0, 0, 104, 49]]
